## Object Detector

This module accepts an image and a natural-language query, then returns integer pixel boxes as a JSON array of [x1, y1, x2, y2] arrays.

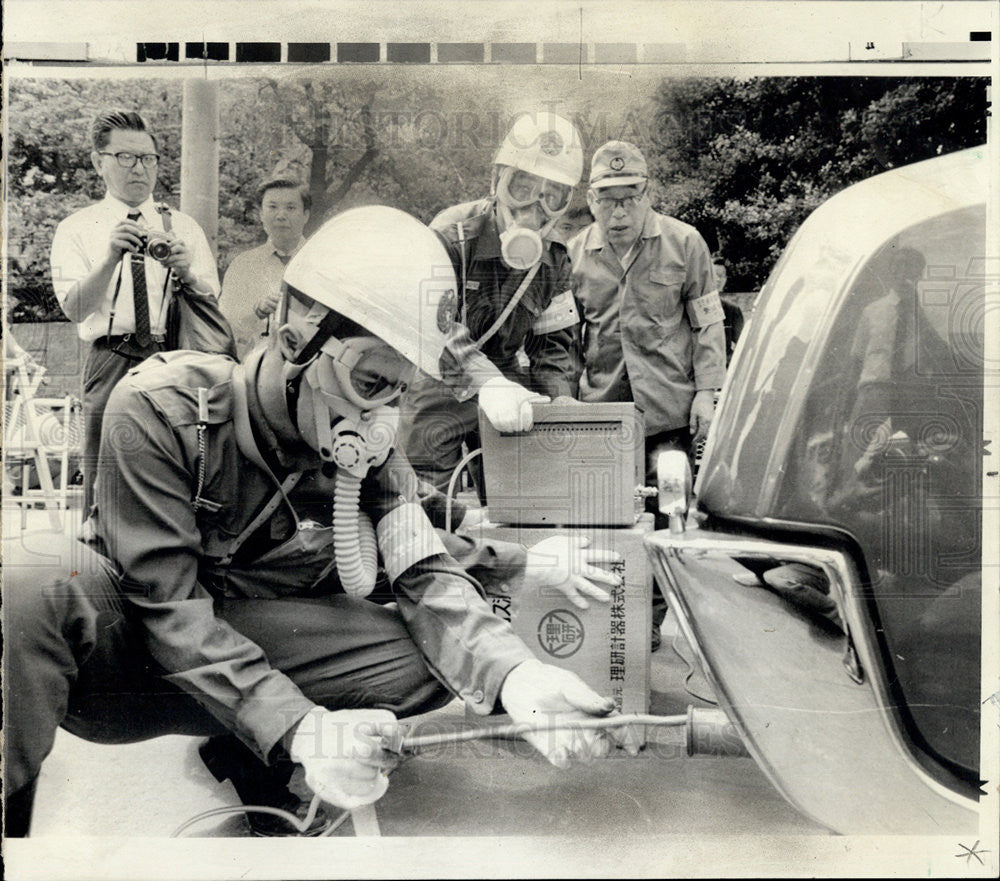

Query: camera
[[136, 231, 173, 263]]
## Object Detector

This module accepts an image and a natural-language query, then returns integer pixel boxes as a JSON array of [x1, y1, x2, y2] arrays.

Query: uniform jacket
[[91, 350, 534, 762], [431, 199, 582, 400], [568, 209, 727, 434]]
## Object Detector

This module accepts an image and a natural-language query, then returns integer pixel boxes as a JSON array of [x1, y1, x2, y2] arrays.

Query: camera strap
[[104, 204, 175, 344], [105, 259, 126, 344], [154, 203, 175, 327]]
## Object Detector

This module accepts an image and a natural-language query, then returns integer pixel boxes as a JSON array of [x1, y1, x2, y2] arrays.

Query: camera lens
[[147, 239, 172, 262]]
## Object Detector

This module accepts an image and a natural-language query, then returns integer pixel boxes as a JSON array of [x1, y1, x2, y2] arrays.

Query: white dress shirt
[[220, 237, 305, 359], [50, 194, 220, 342]]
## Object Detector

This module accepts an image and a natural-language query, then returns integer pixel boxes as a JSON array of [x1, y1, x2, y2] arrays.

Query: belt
[[94, 334, 167, 360], [98, 333, 167, 347]]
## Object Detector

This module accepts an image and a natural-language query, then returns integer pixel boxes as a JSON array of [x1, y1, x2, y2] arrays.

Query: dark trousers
[[397, 381, 486, 505], [645, 428, 693, 630], [81, 337, 164, 515], [2, 534, 451, 836]]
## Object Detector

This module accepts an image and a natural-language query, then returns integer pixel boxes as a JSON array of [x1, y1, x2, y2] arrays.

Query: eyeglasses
[[99, 151, 160, 169], [592, 192, 645, 211]]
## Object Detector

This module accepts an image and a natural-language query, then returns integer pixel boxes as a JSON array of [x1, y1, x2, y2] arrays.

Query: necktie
[[127, 211, 152, 347], [264, 254, 292, 336]]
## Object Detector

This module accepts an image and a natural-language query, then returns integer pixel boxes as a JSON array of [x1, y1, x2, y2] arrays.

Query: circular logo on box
[[537, 609, 584, 658]]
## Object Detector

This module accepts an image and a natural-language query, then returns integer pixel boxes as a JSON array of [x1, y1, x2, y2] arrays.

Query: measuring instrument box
[[478, 401, 645, 527], [477, 517, 653, 725]]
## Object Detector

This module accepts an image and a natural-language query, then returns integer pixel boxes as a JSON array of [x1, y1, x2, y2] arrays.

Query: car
[[645, 145, 989, 835]]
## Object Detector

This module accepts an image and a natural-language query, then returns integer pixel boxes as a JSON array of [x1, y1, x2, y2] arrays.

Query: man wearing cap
[[569, 141, 726, 650]]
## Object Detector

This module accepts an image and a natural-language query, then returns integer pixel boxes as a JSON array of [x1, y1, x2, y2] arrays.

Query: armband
[[532, 290, 579, 334], [376, 502, 448, 582], [685, 290, 725, 328]]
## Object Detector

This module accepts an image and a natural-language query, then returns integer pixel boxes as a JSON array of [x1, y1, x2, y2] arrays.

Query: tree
[[646, 77, 989, 291], [253, 73, 502, 231], [6, 74, 987, 320]]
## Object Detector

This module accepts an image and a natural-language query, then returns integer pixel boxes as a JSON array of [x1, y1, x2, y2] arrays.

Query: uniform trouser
[[397, 379, 486, 505], [645, 428, 694, 631], [2, 535, 451, 835], [81, 337, 164, 515]]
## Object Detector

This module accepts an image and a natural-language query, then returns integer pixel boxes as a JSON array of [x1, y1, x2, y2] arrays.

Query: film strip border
[[4, 34, 993, 65]]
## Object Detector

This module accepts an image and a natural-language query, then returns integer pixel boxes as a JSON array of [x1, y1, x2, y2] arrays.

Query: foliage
[[4, 74, 988, 319], [647, 77, 988, 290]]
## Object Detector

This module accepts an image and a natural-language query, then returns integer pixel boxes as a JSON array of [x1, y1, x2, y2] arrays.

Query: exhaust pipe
[[656, 450, 692, 534], [685, 706, 751, 758]]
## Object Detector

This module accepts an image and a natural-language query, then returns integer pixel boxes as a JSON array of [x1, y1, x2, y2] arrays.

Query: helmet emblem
[[539, 130, 564, 157], [609, 156, 625, 171], [437, 289, 458, 333]]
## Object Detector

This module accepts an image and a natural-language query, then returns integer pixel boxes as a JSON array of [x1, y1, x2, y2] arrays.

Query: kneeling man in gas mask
[[4, 207, 630, 837]]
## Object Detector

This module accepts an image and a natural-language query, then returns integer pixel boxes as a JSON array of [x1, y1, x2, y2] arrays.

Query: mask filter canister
[[499, 226, 544, 271]]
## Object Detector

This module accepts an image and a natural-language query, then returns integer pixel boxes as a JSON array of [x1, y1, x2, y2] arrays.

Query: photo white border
[[3, 2, 998, 878]]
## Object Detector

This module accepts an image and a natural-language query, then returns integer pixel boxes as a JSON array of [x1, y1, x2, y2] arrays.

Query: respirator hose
[[333, 471, 379, 597]]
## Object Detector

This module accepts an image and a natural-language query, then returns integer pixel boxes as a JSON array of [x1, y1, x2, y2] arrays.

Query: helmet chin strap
[[279, 313, 344, 432], [281, 361, 307, 432], [309, 382, 338, 464]]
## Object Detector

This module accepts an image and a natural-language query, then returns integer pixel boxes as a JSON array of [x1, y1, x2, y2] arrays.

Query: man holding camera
[[50, 109, 220, 513]]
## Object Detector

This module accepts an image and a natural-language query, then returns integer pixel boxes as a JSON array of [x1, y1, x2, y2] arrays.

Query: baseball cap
[[589, 141, 648, 189]]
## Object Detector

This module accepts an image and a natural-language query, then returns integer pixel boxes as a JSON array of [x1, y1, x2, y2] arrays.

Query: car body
[[646, 146, 989, 834]]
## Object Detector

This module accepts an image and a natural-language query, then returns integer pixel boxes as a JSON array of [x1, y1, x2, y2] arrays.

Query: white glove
[[287, 707, 400, 810], [478, 376, 550, 433], [524, 535, 621, 610], [500, 659, 641, 768]]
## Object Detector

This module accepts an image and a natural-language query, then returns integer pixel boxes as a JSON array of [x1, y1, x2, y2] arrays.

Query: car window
[[774, 204, 984, 778], [700, 228, 862, 513]]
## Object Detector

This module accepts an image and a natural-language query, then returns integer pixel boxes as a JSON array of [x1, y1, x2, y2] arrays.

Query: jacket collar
[[236, 347, 316, 475], [475, 210, 503, 259]]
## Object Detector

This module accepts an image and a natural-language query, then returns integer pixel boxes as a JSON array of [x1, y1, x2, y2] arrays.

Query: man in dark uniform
[[397, 113, 585, 527], [4, 207, 629, 837]]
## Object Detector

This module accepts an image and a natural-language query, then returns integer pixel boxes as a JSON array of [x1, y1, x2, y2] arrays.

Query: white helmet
[[283, 206, 458, 380], [494, 112, 584, 188]]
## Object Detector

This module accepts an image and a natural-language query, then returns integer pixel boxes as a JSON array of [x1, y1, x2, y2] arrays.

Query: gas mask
[[297, 335, 413, 478], [495, 167, 572, 271]]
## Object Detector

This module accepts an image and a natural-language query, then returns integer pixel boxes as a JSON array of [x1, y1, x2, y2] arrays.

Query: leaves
[[646, 76, 988, 290], [6, 74, 988, 320]]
